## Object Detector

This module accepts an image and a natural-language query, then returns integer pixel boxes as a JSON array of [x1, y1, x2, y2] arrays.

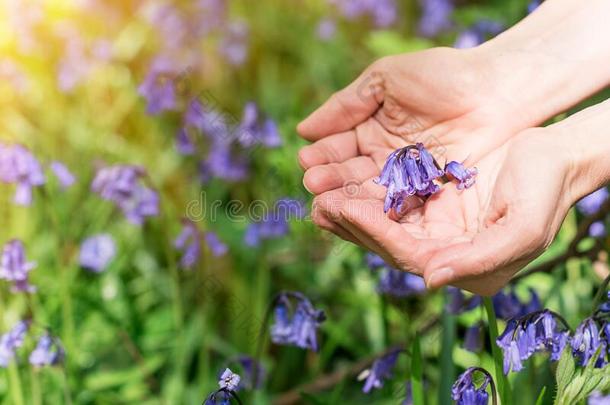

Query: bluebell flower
[[219, 21, 249, 66], [463, 323, 483, 353], [174, 220, 201, 270], [230, 355, 265, 390], [589, 221, 606, 238], [79, 234, 116, 273], [138, 57, 178, 115], [175, 128, 196, 155], [452, 367, 491, 405], [577, 188, 609, 215], [331, 0, 398, 28], [0, 239, 36, 293], [446, 287, 482, 315], [237, 102, 282, 148], [598, 292, 610, 313], [444, 161, 478, 190], [0, 321, 29, 367], [244, 199, 305, 246], [493, 287, 540, 320], [270, 292, 326, 351], [316, 18, 337, 41], [204, 140, 249, 182], [366, 253, 426, 297], [0, 144, 45, 205], [205, 232, 228, 257], [29, 333, 64, 367], [417, 0, 453, 37], [91, 165, 159, 225], [218, 368, 241, 391], [50, 161, 75, 189], [571, 318, 604, 366], [203, 390, 231, 405], [359, 348, 401, 393]]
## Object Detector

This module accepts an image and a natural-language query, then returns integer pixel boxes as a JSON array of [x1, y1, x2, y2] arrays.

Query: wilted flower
[[29, 333, 64, 367], [91, 165, 159, 225], [0, 240, 36, 293], [359, 348, 401, 393], [366, 253, 426, 297], [0, 144, 45, 206], [79, 234, 116, 273], [50, 161, 75, 189], [417, 0, 453, 37], [205, 232, 228, 257], [218, 368, 241, 391], [497, 310, 570, 374], [174, 220, 201, 269], [0, 321, 29, 367], [452, 367, 492, 405], [577, 188, 609, 216], [270, 292, 326, 351], [444, 161, 478, 190]]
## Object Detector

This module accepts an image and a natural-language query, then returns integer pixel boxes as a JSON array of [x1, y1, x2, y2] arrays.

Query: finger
[[297, 62, 385, 141], [423, 220, 538, 295], [298, 130, 359, 170], [303, 156, 379, 195]]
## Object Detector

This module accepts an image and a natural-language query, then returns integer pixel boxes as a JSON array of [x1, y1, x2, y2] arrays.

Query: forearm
[[472, 0, 610, 129]]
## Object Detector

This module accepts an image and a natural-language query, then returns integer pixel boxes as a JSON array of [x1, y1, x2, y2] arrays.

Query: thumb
[[297, 61, 385, 141]]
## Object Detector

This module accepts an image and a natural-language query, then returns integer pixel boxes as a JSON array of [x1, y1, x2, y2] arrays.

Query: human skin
[[297, 0, 610, 295]]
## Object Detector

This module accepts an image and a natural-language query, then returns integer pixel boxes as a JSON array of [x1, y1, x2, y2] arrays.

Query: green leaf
[[483, 297, 511, 404], [555, 346, 575, 394], [535, 386, 547, 405], [411, 335, 425, 405]]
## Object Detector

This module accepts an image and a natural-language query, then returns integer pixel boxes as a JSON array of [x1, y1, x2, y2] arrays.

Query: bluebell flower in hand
[[445, 161, 478, 190], [359, 348, 401, 393]]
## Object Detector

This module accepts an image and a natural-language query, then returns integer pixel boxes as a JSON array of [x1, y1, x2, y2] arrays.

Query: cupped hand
[[312, 128, 578, 295]]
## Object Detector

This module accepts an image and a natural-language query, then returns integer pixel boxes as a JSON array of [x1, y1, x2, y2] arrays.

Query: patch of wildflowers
[[571, 318, 606, 367], [138, 57, 179, 115], [330, 0, 398, 28], [359, 348, 401, 393], [237, 102, 282, 148], [0, 239, 36, 293], [29, 333, 64, 367], [79, 234, 116, 273], [0, 321, 29, 367], [174, 220, 201, 270], [270, 292, 326, 352], [205, 232, 228, 257], [0, 144, 45, 206]]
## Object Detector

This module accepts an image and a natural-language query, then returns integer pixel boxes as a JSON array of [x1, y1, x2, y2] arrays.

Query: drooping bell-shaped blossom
[[497, 310, 570, 374], [444, 161, 478, 190], [492, 287, 541, 320], [571, 318, 604, 366], [577, 188, 609, 215], [445, 287, 482, 315], [29, 334, 64, 367], [138, 57, 179, 115], [205, 232, 228, 257], [463, 323, 483, 353], [359, 348, 401, 393], [237, 102, 282, 148], [270, 292, 326, 352], [417, 0, 453, 37], [91, 165, 159, 225], [376, 144, 446, 213], [366, 253, 426, 297], [0, 144, 45, 206], [175, 128, 196, 155], [0, 240, 36, 293], [219, 21, 249, 66], [451, 367, 491, 405], [204, 140, 249, 182], [0, 321, 29, 367], [174, 220, 201, 270], [50, 161, 75, 189], [79, 234, 116, 273], [245, 199, 305, 246]]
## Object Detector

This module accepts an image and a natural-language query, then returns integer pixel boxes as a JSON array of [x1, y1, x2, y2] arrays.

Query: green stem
[[30, 367, 42, 405], [8, 361, 25, 405], [438, 292, 456, 405], [483, 297, 510, 405]]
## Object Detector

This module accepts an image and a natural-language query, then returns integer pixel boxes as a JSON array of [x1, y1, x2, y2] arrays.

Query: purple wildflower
[[79, 234, 116, 273], [0, 321, 29, 367], [598, 292, 610, 313], [0, 144, 45, 206], [219, 21, 249, 66], [452, 367, 491, 405], [270, 292, 326, 351], [50, 161, 75, 189], [174, 220, 201, 270], [589, 221, 606, 238], [205, 232, 228, 257], [571, 318, 605, 366], [218, 368, 241, 391], [237, 102, 282, 148], [492, 287, 540, 320], [176, 128, 196, 155], [445, 287, 482, 315], [366, 253, 425, 297], [577, 188, 609, 215], [138, 57, 178, 115], [245, 199, 305, 246], [91, 165, 159, 225], [29, 334, 64, 367], [588, 391, 610, 405], [359, 348, 401, 393], [204, 140, 249, 182], [230, 355, 265, 390], [464, 323, 483, 353], [418, 0, 453, 37], [0, 240, 36, 293], [204, 390, 231, 405], [331, 0, 398, 28], [445, 161, 478, 190], [317, 18, 337, 40]]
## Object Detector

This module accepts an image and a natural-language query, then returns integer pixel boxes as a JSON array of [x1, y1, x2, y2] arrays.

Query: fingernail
[[302, 178, 313, 194], [426, 267, 454, 289]]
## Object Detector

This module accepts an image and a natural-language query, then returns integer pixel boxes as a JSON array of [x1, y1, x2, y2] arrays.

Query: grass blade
[[411, 335, 425, 405]]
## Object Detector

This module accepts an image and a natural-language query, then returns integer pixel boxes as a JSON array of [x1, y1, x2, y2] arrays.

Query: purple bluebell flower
[[598, 292, 610, 313], [446, 287, 482, 315], [588, 391, 610, 405], [497, 310, 570, 374], [50, 161, 75, 189], [270, 292, 326, 352], [205, 232, 228, 257], [445, 161, 478, 190], [244, 199, 305, 246], [0, 321, 29, 367], [418, 0, 453, 37], [205, 140, 249, 182], [359, 348, 401, 393], [0, 240, 36, 293], [330, 0, 398, 28], [376, 144, 445, 213], [218, 368, 241, 391], [176, 128, 196, 155], [219, 21, 249, 66], [174, 220, 201, 270], [452, 367, 491, 405], [464, 324, 483, 353], [237, 102, 282, 148], [571, 318, 603, 366], [367, 253, 425, 297], [230, 355, 265, 390], [493, 287, 540, 320], [79, 234, 116, 273], [0, 144, 45, 205], [577, 188, 609, 215], [204, 390, 231, 405], [29, 334, 64, 367], [138, 57, 178, 115], [589, 221, 606, 238], [317, 18, 337, 40], [91, 165, 159, 225]]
